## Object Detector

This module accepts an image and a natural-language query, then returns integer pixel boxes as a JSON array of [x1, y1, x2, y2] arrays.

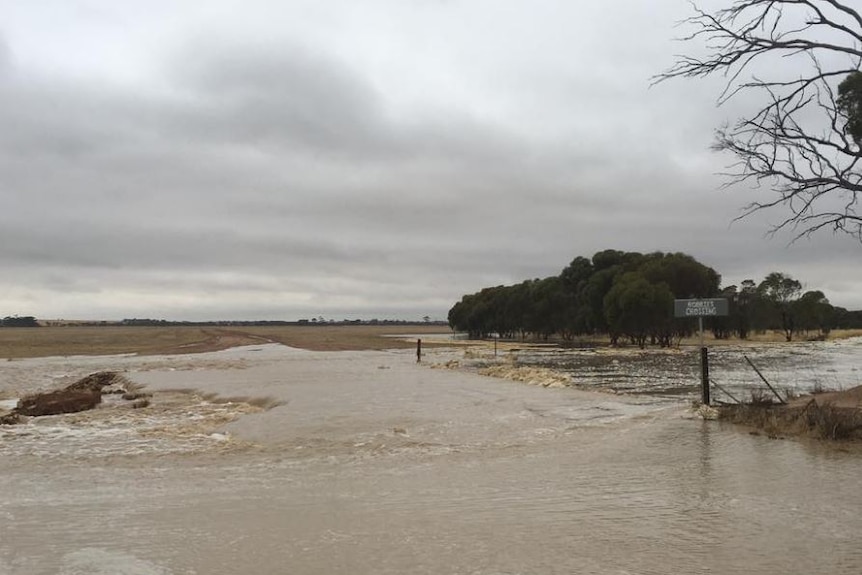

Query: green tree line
[[448, 250, 862, 347], [0, 316, 39, 327]]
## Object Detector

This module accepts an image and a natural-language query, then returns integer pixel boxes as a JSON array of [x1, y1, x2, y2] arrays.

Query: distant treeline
[[448, 249, 862, 347], [5, 317, 449, 328], [121, 319, 295, 327], [0, 316, 38, 327], [120, 319, 447, 327]]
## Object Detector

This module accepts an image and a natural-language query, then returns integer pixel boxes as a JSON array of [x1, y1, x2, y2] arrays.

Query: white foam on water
[[0, 393, 261, 458], [58, 548, 172, 575]]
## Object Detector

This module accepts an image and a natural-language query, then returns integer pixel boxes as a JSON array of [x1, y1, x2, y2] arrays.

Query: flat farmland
[[0, 324, 453, 359]]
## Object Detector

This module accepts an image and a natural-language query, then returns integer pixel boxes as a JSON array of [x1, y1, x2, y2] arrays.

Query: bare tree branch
[[655, 0, 862, 239]]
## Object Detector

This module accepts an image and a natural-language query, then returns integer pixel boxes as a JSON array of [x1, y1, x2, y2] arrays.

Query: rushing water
[[477, 337, 862, 401], [1, 343, 861, 574]]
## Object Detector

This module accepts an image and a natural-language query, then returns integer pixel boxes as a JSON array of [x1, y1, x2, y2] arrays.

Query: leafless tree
[[656, 0, 862, 240]]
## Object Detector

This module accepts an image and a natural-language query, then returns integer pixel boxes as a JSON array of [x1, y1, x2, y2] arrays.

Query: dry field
[[0, 324, 453, 359], [3, 324, 859, 360]]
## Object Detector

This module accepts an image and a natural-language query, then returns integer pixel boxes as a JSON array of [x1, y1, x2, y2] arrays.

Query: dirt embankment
[[718, 386, 862, 441], [0, 371, 149, 425]]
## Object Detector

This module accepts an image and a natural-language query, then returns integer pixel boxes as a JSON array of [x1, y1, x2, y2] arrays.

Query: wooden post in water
[[701, 346, 710, 406], [699, 316, 710, 406], [416, 339, 422, 363]]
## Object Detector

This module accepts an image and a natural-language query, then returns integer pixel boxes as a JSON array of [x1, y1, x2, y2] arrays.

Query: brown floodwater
[[1, 344, 861, 574]]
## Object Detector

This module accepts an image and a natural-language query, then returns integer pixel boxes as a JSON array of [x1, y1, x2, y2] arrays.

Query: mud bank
[[718, 385, 862, 440]]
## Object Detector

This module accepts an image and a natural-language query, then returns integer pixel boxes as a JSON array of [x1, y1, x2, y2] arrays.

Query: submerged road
[[1, 344, 861, 574]]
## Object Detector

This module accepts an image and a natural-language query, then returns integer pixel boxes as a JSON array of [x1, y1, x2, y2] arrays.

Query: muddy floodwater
[[2, 342, 862, 574], [468, 337, 862, 401]]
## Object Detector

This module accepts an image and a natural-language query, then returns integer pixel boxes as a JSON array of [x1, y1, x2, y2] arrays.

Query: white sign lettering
[[673, 298, 729, 318]]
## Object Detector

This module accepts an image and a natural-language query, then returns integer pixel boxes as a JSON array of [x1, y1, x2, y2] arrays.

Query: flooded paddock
[[1, 342, 862, 574], [464, 337, 862, 401]]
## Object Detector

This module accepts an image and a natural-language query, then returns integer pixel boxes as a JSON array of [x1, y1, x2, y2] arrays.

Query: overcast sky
[[1, 0, 861, 321]]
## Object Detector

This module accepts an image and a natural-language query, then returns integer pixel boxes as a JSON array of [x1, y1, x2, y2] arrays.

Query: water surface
[[1, 344, 861, 574]]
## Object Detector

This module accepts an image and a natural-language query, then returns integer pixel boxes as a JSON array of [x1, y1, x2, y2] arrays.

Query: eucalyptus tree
[[792, 290, 834, 335], [758, 272, 803, 340], [603, 273, 675, 348]]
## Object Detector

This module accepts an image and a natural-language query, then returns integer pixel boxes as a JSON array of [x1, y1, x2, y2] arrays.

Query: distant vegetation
[[1, 316, 38, 327], [4, 317, 448, 329], [5, 315, 448, 327], [448, 250, 862, 347], [119, 318, 446, 327]]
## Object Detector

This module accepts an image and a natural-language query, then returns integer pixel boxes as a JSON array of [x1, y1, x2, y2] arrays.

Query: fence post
[[701, 346, 710, 405]]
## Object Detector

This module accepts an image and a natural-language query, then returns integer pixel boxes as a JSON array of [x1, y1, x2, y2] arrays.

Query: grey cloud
[[0, 32, 10, 74], [160, 39, 534, 174], [0, 217, 366, 273], [166, 41, 392, 157], [1, 3, 861, 320]]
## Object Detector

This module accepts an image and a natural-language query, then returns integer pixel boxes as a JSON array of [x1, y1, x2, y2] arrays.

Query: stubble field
[[0, 324, 453, 359]]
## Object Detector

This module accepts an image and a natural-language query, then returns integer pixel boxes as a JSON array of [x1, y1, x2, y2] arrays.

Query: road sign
[[673, 298, 729, 406], [674, 298, 729, 318]]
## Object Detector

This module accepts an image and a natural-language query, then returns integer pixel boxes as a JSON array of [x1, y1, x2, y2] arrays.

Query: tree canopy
[[448, 250, 856, 346], [449, 250, 720, 347], [0, 316, 39, 327], [838, 71, 862, 144]]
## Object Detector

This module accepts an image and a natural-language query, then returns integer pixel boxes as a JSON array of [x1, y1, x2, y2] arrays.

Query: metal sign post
[[674, 298, 729, 405]]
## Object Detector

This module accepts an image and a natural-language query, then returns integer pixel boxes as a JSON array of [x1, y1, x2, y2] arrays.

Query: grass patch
[[718, 400, 862, 441]]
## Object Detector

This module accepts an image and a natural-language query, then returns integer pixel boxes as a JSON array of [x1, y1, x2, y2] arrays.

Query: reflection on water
[[1, 343, 862, 574]]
